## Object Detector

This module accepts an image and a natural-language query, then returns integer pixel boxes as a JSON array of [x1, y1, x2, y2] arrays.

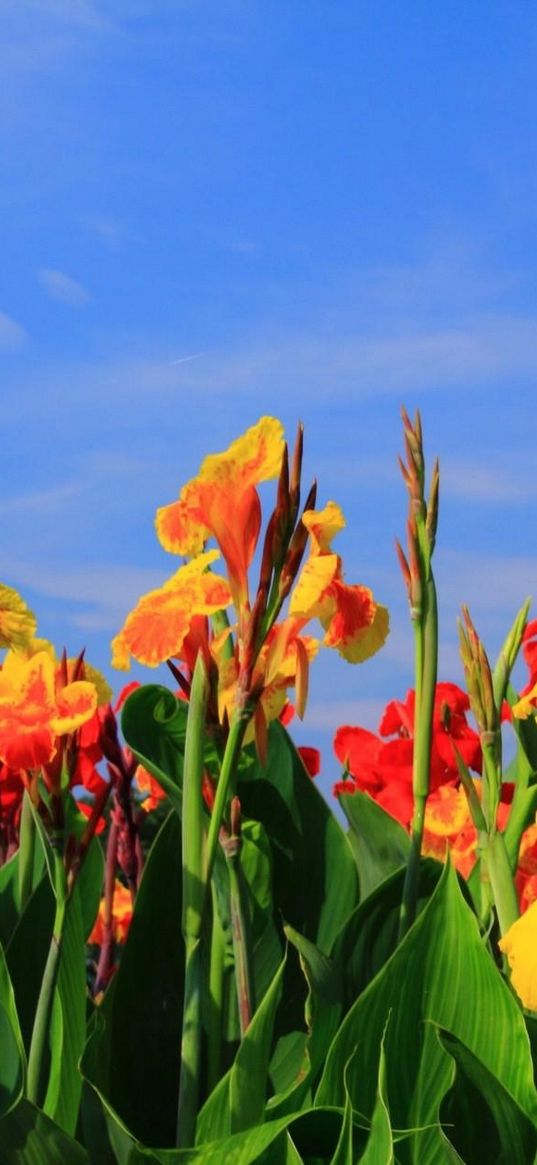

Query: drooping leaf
[[0, 1097, 90, 1165], [82, 810, 184, 1149], [438, 1026, 537, 1164], [316, 862, 537, 1162], [339, 790, 410, 901]]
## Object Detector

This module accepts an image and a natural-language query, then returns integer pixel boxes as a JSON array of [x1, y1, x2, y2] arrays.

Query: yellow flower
[[0, 583, 37, 652], [289, 502, 389, 662], [155, 416, 285, 607], [111, 551, 232, 670], [499, 902, 537, 1010], [0, 650, 97, 770], [512, 684, 537, 720]]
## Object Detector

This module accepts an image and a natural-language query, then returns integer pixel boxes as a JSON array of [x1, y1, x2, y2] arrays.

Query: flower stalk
[[397, 410, 439, 940]]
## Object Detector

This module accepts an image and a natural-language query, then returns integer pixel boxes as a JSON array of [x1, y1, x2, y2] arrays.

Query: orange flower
[[0, 650, 98, 770], [155, 416, 285, 607], [290, 502, 389, 663], [111, 551, 232, 670], [90, 879, 133, 945], [422, 785, 477, 878], [136, 763, 167, 811]]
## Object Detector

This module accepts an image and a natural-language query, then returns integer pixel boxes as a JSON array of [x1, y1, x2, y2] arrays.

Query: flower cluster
[[112, 417, 388, 750]]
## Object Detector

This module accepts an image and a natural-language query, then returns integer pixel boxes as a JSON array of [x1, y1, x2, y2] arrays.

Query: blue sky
[[3, 2, 537, 799]]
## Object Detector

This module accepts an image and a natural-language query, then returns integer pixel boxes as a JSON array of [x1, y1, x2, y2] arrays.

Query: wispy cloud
[[37, 268, 90, 306], [0, 482, 81, 515], [441, 459, 526, 503], [0, 311, 26, 350], [3, 558, 167, 630]]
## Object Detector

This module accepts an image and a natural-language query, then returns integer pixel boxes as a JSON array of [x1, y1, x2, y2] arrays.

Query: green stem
[[27, 842, 66, 1107], [207, 883, 226, 1092], [177, 656, 209, 1148], [223, 838, 254, 1037], [17, 791, 36, 912], [399, 575, 438, 940], [176, 936, 202, 1148], [205, 709, 251, 889], [487, 830, 519, 935]]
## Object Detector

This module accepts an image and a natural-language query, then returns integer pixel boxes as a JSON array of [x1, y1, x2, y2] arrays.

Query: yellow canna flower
[[512, 684, 537, 720], [155, 416, 285, 607], [0, 650, 97, 770], [112, 551, 232, 670], [499, 901, 537, 1011], [290, 502, 389, 663], [0, 583, 37, 653]]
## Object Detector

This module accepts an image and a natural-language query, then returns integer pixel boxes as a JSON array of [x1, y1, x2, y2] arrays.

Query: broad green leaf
[[82, 811, 184, 1149], [329, 1085, 354, 1165], [0, 842, 45, 949], [0, 940, 25, 1119], [339, 790, 410, 901], [238, 722, 359, 955], [197, 955, 286, 1141], [316, 862, 537, 1163], [122, 684, 188, 816], [78, 836, 105, 940], [5, 876, 55, 1055], [438, 1027, 537, 1164], [43, 883, 87, 1134], [152, 1107, 349, 1164], [332, 859, 442, 1008], [357, 1043, 393, 1165], [0, 1097, 90, 1164]]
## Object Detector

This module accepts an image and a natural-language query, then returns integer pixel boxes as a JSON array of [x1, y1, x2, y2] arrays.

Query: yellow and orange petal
[[0, 583, 37, 653], [301, 502, 346, 554], [89, 880, 133, 946], [136, 764, 167, 812], [0, 650, 98, 769], [512, 685, 537, 720], [289, 554, 340, 621], [111, 552, 232, 671], [320, 583, 389, 663], [499, 901, 537, 1010], [155, 416, 285, 559]]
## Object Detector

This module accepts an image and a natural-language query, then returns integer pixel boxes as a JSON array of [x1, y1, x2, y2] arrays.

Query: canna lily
[[0, 582, 37, 653], [111, 552, 232, 671], [0, 649, 97, 770], [289, 502, 389, 663], [89, 878, 133, 946], [155, 416, 285, 609], [499, 901, 537, 1010]]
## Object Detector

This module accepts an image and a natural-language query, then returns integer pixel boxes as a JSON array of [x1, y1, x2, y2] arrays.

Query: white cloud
[[2, 559, 167, 629], [37, 268, 90, 306], [441, 460, 525, 503], [0, 483, 81, 515], [0, 311, 26, 349]]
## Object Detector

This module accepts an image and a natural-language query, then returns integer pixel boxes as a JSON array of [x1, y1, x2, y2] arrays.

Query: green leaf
[[0, 1097, 90, 1164], [42, 883, 87, 1134], [316, 862, 537, 1161], [357, 1043, 393, 1165], [0, 939, 25, 1119], [238, 723, 359, 955], [150, 1107, 349, 1164], [332, 858, 442, 1008], [339, 790, 410, 901], [0, 839, 45, 950], [5, 876, 55, 1056], [438, 1027, 537, 1164], [121, 684, 188, 817], [78, 836, 105, 940], [82, 810, 185, 1149], [197, 954, 286, 1141]]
